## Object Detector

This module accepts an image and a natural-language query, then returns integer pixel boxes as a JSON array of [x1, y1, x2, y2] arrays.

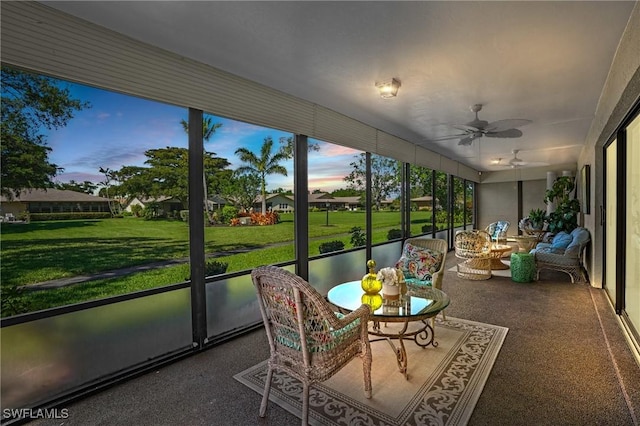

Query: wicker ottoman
[[510, 252, 536, 283]]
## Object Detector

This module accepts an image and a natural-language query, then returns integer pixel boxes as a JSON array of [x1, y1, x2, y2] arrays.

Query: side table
[[511, 252, 536, 283]]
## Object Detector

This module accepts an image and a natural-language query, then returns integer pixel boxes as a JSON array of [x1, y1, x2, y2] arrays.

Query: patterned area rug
[[234, 317, 508, 426]]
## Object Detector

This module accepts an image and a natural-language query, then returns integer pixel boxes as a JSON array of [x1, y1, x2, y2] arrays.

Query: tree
[[235, 137, 289, 213], [344, 153, 400, 210], [181, 117, 223, 222], [221, 170, 261, 212], [55, 180, 98, 195], [99, 167, 121, 216], [331, 187, 361, 197], [277, 136, 319, 159], [114, 147, 230, 209], [409, 166, 448, 211], [1, 66, 90, 198]]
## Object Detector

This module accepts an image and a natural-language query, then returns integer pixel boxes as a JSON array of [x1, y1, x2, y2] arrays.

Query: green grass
[[1, 211, 434, 315]]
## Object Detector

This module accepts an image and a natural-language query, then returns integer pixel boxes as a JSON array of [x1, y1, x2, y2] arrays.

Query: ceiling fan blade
[[458, 136, 475, 146], [485, 128, 523, 138], [452, 124, 479, 132], [484, 119, 532, 132], [428, 133, 470, 141]]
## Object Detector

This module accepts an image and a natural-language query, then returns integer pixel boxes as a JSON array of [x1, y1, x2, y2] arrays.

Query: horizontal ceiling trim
[[376, 131, 415, 163]]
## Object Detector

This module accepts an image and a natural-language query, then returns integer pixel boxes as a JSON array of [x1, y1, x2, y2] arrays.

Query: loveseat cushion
[[565, 228, 590, 257], [550, 232, 573, 253], [395, 242, 443, 281]]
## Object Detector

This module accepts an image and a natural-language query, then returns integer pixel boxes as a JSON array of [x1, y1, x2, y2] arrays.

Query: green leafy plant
[[386, 228, 402, 240], [528, 208, 547, 230], [544, 176, 580, 234], [205, 260, 228, 277], [349, 226, 366, 247], [319, 240, 345, 254]]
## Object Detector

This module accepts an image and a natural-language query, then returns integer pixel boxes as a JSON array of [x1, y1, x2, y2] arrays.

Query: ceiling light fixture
[[375, 78, 401, 99], [490, 158, 502, 165]]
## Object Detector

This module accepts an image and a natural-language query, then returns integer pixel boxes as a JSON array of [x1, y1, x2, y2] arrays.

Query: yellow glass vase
[[361, 259, 383, 295], [361, 293, 383, 311]]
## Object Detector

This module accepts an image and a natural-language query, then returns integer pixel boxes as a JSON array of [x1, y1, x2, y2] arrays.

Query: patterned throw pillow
[[395, 243, 443, 281]]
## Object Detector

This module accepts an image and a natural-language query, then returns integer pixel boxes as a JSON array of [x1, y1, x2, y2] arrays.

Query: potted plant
[[544, 176, 581, 234], [519, 208, 547, 234], [528, 208, 547, 230]]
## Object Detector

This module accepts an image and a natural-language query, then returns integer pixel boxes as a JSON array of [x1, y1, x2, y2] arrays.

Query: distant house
[[0, 188, 111, 216], [411, 195, 435, 210], [308, 192, 335, 209], [332, 196, 363, 211], [253, 193, 294, 213], [125, 196, 184, 216]]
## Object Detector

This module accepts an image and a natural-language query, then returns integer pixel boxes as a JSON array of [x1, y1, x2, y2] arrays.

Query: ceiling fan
[[492, 150, 549, 168], [433, 104, 532, 146]]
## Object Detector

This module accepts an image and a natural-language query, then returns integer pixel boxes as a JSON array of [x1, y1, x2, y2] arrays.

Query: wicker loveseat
[[531, 227, 590, 283]]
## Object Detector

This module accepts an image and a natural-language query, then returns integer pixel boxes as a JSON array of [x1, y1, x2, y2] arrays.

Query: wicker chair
[[485, 220, 510, 244], [454, 230, 492, 280], [395, 238, 448, 324], [251, 266, 372, 425]]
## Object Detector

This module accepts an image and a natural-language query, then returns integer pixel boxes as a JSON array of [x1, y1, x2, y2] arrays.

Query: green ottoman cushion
[[511, 252, 536, 283]]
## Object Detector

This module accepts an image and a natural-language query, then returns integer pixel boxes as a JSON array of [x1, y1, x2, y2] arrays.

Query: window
[[203, 113, 294, 272], [308, 139, 364, 254], [1, 68, 191, 316], [370, 154, 402, 244], [409, 165, 435, 236]]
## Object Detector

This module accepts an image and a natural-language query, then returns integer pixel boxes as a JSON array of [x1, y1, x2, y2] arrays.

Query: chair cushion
[[494, 221, 509, 238], [395, 242, 443, 281], [565, 228, 590, 257], [549, 232, 573, 253], [275, 312, 360, 353]]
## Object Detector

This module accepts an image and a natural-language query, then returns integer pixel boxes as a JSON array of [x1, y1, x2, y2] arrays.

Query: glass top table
[[327, 280, 450, 379]]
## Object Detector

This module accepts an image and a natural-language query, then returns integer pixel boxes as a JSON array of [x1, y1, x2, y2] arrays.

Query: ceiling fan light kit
[[375, 78, 401, 99]]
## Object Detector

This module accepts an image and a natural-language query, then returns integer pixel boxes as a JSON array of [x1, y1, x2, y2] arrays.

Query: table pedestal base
[[370, 319, 437, 380]]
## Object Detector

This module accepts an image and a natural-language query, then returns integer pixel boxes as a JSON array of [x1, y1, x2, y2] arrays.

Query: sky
[[43, 78, 361, 193]]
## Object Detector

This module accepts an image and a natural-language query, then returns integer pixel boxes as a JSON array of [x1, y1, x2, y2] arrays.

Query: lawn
[[0, 211, 434, 316]]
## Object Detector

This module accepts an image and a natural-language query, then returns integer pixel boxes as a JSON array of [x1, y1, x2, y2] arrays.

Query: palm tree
[[235, 137, 288, 214], [180, 117, 222, 222]]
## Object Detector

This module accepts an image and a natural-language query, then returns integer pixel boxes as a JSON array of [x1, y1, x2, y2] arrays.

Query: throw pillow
[[395, 243, 443, 281], [550, 232, 572, 254]]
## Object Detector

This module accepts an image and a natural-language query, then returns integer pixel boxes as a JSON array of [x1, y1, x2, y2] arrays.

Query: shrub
[[421, 224, 433, 233], [131, 204, 143, 217], [221, 205, 239, 224], [387, 228, 402, 240], [435, 210, 449, 226], [319, 240, 345, 254], [29, 212, 111, 221], [205, 260, 228, 277], [349, 226, 366, 247], [179, 210, 189, 223], [251, 211, 280, 225]]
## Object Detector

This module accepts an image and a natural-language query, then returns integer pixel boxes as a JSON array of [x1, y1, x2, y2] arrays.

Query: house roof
[[410, 196, 434, 202], [0, 188, 111, 203], [332, 196, 362, 204]]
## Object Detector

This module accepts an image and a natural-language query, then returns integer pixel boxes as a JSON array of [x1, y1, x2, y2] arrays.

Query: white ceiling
[[43, 1, 636, 172]]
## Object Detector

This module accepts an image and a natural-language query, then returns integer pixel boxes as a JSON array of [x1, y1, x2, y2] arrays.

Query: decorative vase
[[361, 293, 383, 311], [382, 282, 400, 300], [361, 259, 383, 295]]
